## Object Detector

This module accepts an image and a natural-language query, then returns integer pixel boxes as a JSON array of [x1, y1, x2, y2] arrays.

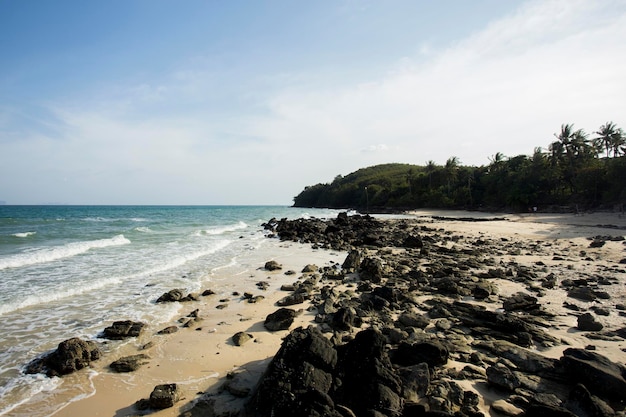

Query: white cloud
[[3, 0, 625, 204]]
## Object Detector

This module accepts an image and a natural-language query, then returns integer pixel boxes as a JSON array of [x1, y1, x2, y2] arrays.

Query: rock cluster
[[24, 337, 101, 377], [238, 214, 626, 416]]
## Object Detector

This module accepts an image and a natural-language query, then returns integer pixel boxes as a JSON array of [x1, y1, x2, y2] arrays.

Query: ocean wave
[[195, 221, 247, 236], [11, 232, 36, 238], [0, 274, 126, 316], [0, 373, 62, 417], [0, 235, 131, 270], [134, 226, 153, 233]]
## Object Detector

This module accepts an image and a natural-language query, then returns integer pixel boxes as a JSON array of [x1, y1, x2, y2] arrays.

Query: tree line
[[293, 122, 626, 212]]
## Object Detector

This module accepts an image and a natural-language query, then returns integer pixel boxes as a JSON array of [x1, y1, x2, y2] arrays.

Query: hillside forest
[[292, 123, 626, 212]]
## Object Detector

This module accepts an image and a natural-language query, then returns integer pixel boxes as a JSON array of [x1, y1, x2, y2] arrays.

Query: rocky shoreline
[[23, 212, 626, 417]]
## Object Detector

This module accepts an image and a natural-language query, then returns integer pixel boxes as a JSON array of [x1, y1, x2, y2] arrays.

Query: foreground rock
[[183, 213, 626, 417], [110, 354, 150, 373], [25, 337, 101, 377], [136, 383, 181, 410], [101, 320, 146, 340]]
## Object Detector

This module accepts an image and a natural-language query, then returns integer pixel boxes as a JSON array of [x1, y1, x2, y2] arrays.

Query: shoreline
[[13, 210, 626, 416]]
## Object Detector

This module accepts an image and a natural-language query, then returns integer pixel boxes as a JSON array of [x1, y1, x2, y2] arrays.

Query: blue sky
[[1, 0, 625, 205]]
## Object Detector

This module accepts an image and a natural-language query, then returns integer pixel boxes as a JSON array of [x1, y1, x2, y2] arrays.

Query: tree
[[425, 160, 437, 190], [594, 121, 618, 158]]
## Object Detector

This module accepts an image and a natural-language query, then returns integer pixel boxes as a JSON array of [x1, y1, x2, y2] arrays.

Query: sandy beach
[[22, 210, 626, 417]]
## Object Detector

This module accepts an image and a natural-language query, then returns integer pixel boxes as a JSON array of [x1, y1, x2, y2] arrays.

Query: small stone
[[577, 313, 603, 331]]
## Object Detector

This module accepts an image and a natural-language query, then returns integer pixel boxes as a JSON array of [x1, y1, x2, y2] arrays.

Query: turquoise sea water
[[0, 205, 343, 416]]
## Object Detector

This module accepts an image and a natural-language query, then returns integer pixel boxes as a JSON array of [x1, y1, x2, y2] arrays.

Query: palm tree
[[594, 121, 618, 158], [488, 152, 506, 172], [445, 156, 460, 196], [425, 160, 437, 190], [611, 128, 625, 157]]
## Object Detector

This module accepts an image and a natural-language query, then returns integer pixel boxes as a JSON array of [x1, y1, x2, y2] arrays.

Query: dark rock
[[102, 320, 146, 340], [264, 308, 297, 331], [568, 287, 599, 302], [342, 249, 363, 273], [149, 383, 181, 409], [359, 257, 385, 283], [577, 313, 604, 331], [157, 326, 178, 335], [331, 307, 362, 331], [399, 363, 430, 400], [25, 337, 101, 377], [503, 292, 539, 312], [302, 264, 318, 273], [156, 289, 185, 303], [486, 363, 522, 391], [577, 313, 604, 332], [565, 383, 616, 417], [201, 289, 215, 296], [276, 292, 307, 306], [110, 354, 150, 373], [392, 341, 449, 367], [559, 348, 626, 402], [403, 234, 423, 248], [264, 260, 282, 271], [246, 326, 338, 416], [397, 312, 430, 329], [522, 405, 578, 417], [232, 331, 253, 346]]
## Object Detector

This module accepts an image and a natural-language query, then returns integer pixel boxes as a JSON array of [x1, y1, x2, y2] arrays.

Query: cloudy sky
[[1, 0, 625, 205]]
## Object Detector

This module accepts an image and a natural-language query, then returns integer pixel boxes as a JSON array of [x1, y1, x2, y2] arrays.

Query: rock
[[503, 292, 539, 312], [577, 313, 604, 331], [276, 292, 307, 306], [156, 289, 185, 303], [397, 312, 430, 329], [522, 405, 578, 417], [391, 341, 449, 367], [232, 331, 253, 346], [246, 326, 339, 416], [403, 234, 423, 248], [264, 308, 296, 331], [398, 363, 430, 400], [201, 289, 215, 296], [359, 257, 385, 283], [110, 354, 150, 373], [568, 287, 599, 302], [492, 399, 524, 416], [565, 383, 616, 417], [486, 363, 522, 391], [102, 320, 146, 340], [331, 307, 362, 331], [148, 383, 181, 409], [157, 326, 178, 335], [264, 260, 282, 271], [302, 264, 318, 273], [559, 348, 626, 402], [342, 249, 363, 273], [25, 337, 102, 377]]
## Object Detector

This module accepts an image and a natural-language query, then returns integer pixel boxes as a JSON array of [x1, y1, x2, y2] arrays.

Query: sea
[[0, 205, 345, 416]]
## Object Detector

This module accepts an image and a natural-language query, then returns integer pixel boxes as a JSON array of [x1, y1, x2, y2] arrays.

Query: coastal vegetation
[[293, 123, 626, 211]]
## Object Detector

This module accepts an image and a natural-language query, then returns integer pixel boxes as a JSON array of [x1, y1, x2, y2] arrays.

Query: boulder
[[577, 313, 604, 331], [148, 383, 181, 409], [564, 383, 615, 417], [110, 354, 150, 373], [559, 348, 626, 402], [391, 341, 449, 367], [397, 312, 430, 329], [232, 332, 253, 346], [156, 289, 185, 303], [276, 292, 307, 306], [331, 307, 361, 331], [486, 363, 522, 391], [503, 292, 539, 312], [102, 320, 146, 340], [264, 260, 282, 271], [359, 257, 385, 283], [25, 337, 101, 377], [264, 308, 296, 331]]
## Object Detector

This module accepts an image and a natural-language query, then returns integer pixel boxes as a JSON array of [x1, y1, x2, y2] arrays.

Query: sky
[[1, 0, 625, 205]]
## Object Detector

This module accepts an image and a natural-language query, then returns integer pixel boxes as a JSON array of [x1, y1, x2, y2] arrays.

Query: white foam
[[0, 373, 62, 417], [0, 274, 126, 316], [11, 232, 36, 238], [196, 221, 247, 236], [134, 226, 152, 233], [0, 234, 131, 270]]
